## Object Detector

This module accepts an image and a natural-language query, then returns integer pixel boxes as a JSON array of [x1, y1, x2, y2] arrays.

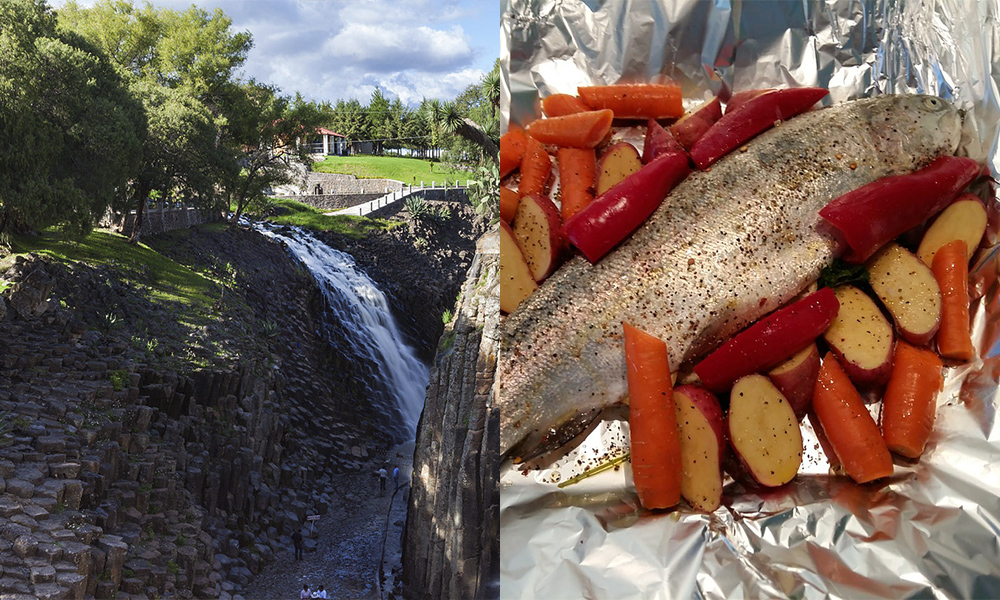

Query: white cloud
[[325, 23, 473, 73], [50, 0, 497, 107]]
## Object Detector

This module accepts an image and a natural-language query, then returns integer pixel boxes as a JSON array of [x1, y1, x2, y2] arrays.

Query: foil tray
[[500, 1, 1000, 598]]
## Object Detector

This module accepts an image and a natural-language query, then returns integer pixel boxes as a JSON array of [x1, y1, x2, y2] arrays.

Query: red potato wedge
[[512, 193, 562, 282], [725, 89, 773, 115], [498, 221, 537, 314], [596, 142, 642, 196], [917, 194, 988, 266], [499, 186, 519, 224], [642, 119, 686, 164], [768, 343, 821, 421], [674, 385, 725, 512], [689, 87, 829, 169], [822, 285, 894, 386], [867, 243, 942, 346], [669, 96, 722, 150], [728, 375, 803, 487]]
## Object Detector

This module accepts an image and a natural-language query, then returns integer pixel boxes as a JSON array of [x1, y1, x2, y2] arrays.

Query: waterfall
[[253, 222, 429, 440]]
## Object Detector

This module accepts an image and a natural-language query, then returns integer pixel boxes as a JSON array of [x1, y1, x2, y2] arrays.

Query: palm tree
[[420, 99, 499, 162]]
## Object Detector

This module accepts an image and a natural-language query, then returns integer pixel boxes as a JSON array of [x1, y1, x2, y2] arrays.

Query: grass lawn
[[8, 228, 216, 307], [311, 155, 471, 185], [259, 198, 403, 237]]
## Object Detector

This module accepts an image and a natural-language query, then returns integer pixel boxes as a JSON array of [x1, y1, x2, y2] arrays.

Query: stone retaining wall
[[271, 193, 383, 212], [366, 189, 469, 219], [119, 206, 222, 237], [297, 173, 403, 195]]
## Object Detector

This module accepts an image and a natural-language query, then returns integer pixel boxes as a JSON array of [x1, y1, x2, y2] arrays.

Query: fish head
[[863, 94, 963, 165]]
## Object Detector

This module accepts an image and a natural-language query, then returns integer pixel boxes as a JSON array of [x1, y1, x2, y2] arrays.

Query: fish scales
[[499, 95, 963, 460]]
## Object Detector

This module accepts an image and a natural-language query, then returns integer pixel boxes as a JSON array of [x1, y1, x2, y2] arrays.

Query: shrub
[[109, 370, 129, 392], [405, 194, 431, 221]]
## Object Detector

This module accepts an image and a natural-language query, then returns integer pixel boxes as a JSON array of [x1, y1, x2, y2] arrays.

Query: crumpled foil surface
[[499, 1, 1000, 598]]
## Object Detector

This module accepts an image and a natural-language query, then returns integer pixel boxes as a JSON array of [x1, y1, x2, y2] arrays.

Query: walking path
[[327, 183, 468, 217]]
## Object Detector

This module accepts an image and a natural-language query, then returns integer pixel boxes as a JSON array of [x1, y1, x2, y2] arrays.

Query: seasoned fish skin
[[499, 95, 963, 460]]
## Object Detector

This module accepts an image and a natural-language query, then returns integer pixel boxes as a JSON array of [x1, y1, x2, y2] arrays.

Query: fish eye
[[923, 97, 943, 110]]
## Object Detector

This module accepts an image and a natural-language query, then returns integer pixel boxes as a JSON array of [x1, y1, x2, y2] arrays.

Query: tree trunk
[[402, 234, 499, 600], [128, 184, 149, 244]]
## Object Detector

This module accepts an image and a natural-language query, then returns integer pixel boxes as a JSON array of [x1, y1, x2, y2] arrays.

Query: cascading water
[[253, 222, 429, 440]]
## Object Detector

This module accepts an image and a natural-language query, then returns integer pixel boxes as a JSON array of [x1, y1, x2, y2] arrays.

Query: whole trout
[[500, 95, 963, 461]]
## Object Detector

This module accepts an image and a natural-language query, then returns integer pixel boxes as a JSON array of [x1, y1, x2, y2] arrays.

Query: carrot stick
[[499, 186, 519, 223], [812, 354, 894, 483], [517, 136, 551, 197], [525, 109, 613, 149], [542, 93, 590, 117], [881, 341, 943, 458], [557, 147, 595, 221], [932, 240, 974, 361], [578, 83, 684, 120], [500, 128, 528, 178], [623, 321, 681, 509]]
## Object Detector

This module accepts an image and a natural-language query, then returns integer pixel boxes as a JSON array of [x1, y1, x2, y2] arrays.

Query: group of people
[[377, 464, 401, 495], [299, 584, 327, 599]]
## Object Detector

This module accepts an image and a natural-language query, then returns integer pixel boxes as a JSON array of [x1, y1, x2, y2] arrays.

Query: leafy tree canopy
[[0, 0, 145, 239]]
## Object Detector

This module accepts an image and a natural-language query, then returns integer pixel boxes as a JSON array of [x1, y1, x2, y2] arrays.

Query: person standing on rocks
[[299, 584, 310, 599], [292, 528, 304, 561], [378, 466, 388, 495], [393, 465, 400, 489]]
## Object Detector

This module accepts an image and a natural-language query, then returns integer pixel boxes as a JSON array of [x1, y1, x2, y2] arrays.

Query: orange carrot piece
[[624, 322, 682, 509], [578, 83, 684, 120], [498, 186, 519, 223], [812, 354, 894, 483], [542, 93, 590, 117], [881, 341, 943, 458], [517, 136, 551, 197], [932, 240, 974, 361], [500, 128, 528, 178], [525, 109, 614, 149], [557, 147, 596, 221]]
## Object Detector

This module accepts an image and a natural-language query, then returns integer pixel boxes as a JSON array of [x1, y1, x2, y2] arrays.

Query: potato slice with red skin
[[674, 385, 725, 511], [768, 343, 820, 421], [728, 375, 802, 487], [498, 221, 537, 314], [512, 193, 563, 282], [669, 96, 722, 150], [917, 194, 988, 266], [867, 243, 942, 346], [822, 285, 894, 386], [596, 142, 642, 195]]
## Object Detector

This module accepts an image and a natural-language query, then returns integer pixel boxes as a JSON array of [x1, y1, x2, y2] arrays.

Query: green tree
[[124, 80, 221, 242], [60, 0, 252, 238], [0, 0, 145, 239], [223, 81, 324, 223], [367, 86, 390, 155], [330, 98, 366, 146]]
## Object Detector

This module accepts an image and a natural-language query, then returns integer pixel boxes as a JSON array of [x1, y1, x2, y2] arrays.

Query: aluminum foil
[[499, 1, 1000, 597]]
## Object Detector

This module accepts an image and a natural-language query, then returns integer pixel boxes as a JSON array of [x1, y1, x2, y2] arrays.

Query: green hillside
[[311, 155, 471, 185]]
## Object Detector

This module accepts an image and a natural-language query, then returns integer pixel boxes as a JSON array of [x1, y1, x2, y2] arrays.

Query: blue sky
[[52, 0, 502, 107]]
